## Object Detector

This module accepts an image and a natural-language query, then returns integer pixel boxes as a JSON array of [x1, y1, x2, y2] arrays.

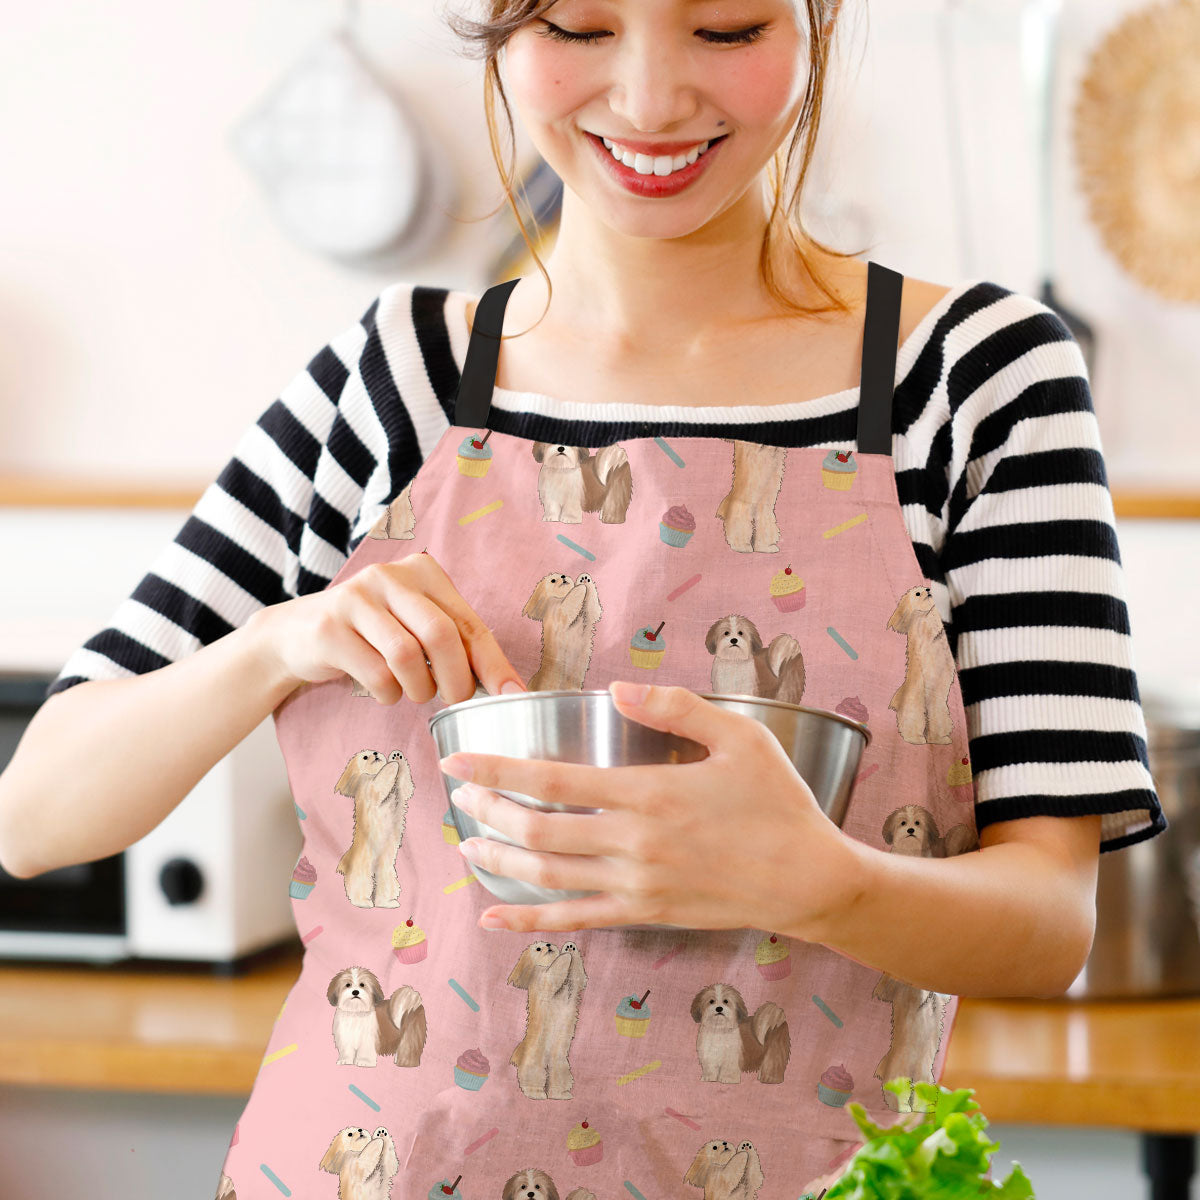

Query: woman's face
[[502, 0, 813, 238]]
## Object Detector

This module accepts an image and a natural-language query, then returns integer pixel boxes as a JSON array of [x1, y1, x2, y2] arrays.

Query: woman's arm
[[0, 611, 295, 878], [794, 811, 1102, 999]]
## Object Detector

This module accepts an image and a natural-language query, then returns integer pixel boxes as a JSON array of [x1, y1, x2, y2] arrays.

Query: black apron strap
[[452, 277, 521, 429], [856, 260, 905, 455]]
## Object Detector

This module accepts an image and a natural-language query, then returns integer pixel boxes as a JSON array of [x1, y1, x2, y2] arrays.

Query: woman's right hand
[[246, 552, 528, 705]]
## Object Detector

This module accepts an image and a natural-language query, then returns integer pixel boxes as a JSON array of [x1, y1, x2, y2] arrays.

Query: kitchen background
[[1, 0, 1198, 1196]]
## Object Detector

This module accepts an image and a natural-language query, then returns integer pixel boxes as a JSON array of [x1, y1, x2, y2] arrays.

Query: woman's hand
[[440, 680, 851, 934], [247, 551, 528, 705]]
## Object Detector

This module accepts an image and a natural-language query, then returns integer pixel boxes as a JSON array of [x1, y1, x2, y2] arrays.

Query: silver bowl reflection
[[428, 687, 869, 926]]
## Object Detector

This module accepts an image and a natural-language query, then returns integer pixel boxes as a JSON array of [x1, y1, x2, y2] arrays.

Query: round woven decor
[[1072, 0, 1200, 302]]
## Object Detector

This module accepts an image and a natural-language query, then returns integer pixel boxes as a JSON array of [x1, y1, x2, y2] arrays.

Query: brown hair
[[445, 0, 869, 335]]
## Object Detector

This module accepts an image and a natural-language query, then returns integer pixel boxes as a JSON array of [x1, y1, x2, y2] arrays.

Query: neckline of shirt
[[468, 277, 984, 425]]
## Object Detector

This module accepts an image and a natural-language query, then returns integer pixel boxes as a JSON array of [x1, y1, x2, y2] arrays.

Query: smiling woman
[[11, 0, 1165, 1197]]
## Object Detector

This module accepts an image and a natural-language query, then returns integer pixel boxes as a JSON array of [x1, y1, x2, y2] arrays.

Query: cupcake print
[[821, 448, 857, 490], [755, 933, 791, 980], [769, 565, 805, 612], [614, 989, 651, 1037], [817, 1062, 854, 1106], [629, 622, 666, 669], [456, 431, 493, 477], [429, 1178, 464, 1200], [392, 917, 428, 964], [659, 503, 696, 547], [567, 1119, 604, 1166], [442, 806, 461, 845], [454, 1047, 490, 1091], [289, 854, 316, 899], [835, 695, 869, 726], [948, 755, 974, 794]]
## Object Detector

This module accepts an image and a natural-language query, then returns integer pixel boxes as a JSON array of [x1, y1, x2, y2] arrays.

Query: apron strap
[[856, 260, 905, 455], [452, 277, 520, 429]]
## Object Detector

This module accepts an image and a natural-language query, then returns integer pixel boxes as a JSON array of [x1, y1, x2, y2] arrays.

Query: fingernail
[[500, 679, 526, 695], [611, 680, 650, 705], [439, 754, 473, 780]]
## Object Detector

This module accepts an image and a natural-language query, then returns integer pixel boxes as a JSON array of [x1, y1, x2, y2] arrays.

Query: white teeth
[[600, 135, 713, 176]]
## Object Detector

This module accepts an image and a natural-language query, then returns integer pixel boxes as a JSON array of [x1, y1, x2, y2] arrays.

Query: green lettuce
[[800, 1077, 1035, 1199]]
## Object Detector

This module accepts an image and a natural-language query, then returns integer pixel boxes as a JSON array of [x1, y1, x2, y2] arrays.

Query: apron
[[215, 261, 979, 1200]]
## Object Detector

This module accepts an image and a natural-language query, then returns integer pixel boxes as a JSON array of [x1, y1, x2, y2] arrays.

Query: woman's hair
[[444, 0, 869, 334]]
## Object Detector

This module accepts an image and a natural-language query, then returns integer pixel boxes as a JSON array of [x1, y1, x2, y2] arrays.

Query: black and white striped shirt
[[44, 278, 1167, 855]]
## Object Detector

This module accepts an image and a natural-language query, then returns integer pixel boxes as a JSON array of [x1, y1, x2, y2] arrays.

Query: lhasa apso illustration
[[366, 479, 416, 540], [887, 585, 955, 744], [690, 983, 790, 1084], [882, 803, 979, 859], [715, 439, 787, 553], [326, 965, 427, 1067], [214, 1172, 236, 1200], [523, 572, 602, 691], [501, 1168, 598, 1200], [531, 441, 632, 524], [333, 749, 412, 907], [705, 615, 805, 702], [318, 1125, 399, 1199], [872, 972, 951, 1112], [508, 941, 588, 1099], [684, 1138, 765, 1200]]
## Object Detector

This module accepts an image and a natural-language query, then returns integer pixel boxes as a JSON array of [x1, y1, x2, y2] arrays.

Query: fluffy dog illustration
[[705, 615, 805, 703], [872, 972, 952, 1112], [508, 940, 588, 1099], [523, 572, 602, 691], [883, 803, 979, 858], [326, 965, 427, 1067], [214, 1172, 236, 1200], [531, 441, 632, 523], [684, 1138, 765, 1200], [887, 585, 955, 745], [318, 1125, 399, 1199], [690, 983, 790, 1084], [715, 439, 787, 553], [333, 749, 412, 907], [366, 479, 416, 540], [501, 1168, 598, 1200]]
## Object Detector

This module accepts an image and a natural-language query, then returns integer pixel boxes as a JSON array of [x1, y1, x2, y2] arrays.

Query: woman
[[2, 0, 1165, 1195]]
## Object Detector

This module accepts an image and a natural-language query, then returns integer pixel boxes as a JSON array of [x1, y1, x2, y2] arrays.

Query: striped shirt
[[44, 278, 1167, 855]]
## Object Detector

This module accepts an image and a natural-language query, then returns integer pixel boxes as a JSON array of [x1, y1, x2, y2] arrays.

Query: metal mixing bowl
[[428, 687, 869, 922]]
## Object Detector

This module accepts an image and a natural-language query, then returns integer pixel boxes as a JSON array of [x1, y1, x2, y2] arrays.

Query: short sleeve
[[42, 282, 454, 704], [938, 290, 1167, 854]]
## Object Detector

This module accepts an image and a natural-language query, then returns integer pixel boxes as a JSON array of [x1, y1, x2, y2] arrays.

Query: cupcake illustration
[[289, 854, 317, 899], [821, 448, 857, 490], [614, 989, 651, 1037], [456, 431, 493, 477], [755, 933, 791, 980], [659, 503, 696, 547], [429, 1176, 463, 1200], [393, 917, 428, 964], [567, 1119, 604, 1166], [817, 1062, 854, 1107], [453, 1047, 490, 1091], [835, 695, 869, 726], [948, 754, 974, 793], [629, 621, 666, 669], [442, 806, 461, 845], [769, 565, 805, 612]]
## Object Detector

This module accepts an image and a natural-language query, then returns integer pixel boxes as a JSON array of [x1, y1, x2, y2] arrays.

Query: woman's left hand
[[438, 680, 852, 934]]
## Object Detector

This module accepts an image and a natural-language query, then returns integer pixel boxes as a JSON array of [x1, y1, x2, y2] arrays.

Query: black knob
[[159, 857, 204, 905]]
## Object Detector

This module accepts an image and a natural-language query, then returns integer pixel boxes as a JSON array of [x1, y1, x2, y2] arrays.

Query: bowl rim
[[428, 687, 871, 747]]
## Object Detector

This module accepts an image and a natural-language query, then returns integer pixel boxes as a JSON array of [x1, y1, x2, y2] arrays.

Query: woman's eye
[[536, 20, 769, 46]]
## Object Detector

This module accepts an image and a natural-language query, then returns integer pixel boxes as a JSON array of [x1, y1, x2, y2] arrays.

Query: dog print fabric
[[214, 422, 979, 1199]]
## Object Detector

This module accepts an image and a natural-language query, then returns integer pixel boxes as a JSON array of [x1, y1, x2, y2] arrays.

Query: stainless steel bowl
[[428, 687, 869, 919]]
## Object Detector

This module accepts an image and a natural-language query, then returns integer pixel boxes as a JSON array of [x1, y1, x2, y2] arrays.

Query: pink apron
[[214, 261, 980, 1200]]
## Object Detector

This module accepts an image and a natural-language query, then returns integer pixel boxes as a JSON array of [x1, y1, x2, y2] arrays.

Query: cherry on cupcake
[[630, 988, 651, 1010]]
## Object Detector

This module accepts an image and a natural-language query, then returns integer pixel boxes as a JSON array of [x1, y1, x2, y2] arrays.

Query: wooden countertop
[[1, 941, 1198, 1132]]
